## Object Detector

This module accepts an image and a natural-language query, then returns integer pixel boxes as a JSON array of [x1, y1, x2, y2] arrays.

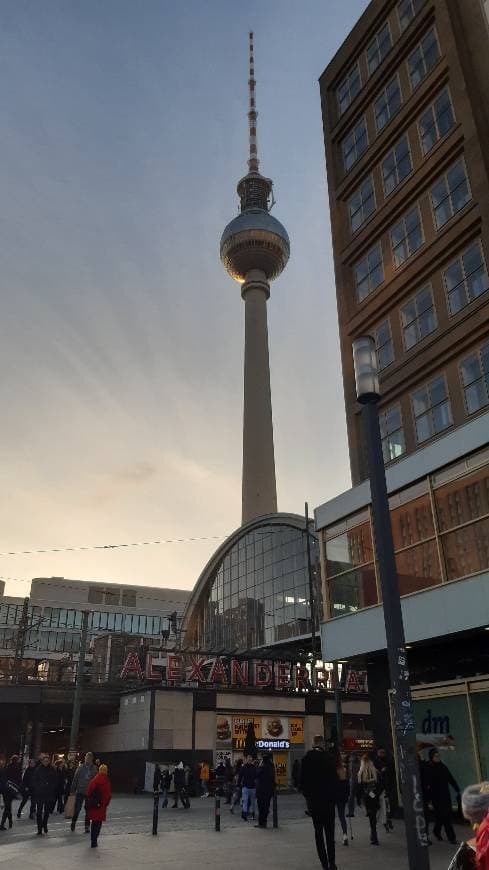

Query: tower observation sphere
[[220, 32, 290, 525]]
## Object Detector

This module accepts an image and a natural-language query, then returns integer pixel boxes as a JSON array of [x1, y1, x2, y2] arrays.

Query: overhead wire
[[0, 533, 226, 559]]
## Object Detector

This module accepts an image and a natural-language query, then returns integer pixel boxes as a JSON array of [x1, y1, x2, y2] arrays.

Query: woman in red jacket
[[85, 764, 111, 848]]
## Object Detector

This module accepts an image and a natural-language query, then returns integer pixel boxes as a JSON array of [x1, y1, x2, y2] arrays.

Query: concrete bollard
[[215, 794, 221, 831], [152, 791, 159, 835], [272, 791, 278, 828]]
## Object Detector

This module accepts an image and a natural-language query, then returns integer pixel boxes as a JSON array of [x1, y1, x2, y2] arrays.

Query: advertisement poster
[[232, 715, 262, 749], [262, 716, 289, 740], [216, 715, 232, 745], [274, 753, 288, 789], [215, 749, 232, 766], [289, 718, 304, 744]]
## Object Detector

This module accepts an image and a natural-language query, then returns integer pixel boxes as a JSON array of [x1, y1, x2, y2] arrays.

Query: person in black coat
[[0, 755, 22, 830], [17, 759, 37, 819], [428, 748, 460, 844], [55, 761, 67, 813], [300, 735, 339, 869], [32, 754, 57, 835], [255, 753, 275, 829]]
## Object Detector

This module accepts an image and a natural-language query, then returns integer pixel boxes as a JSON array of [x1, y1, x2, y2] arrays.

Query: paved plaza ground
[[0, 793, 467, 869]]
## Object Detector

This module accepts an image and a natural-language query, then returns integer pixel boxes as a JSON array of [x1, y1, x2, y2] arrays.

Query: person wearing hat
[[85, 764, 111, 849]]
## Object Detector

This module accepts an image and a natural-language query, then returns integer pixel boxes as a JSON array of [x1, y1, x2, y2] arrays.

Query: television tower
[[220, 32, 290, 524]]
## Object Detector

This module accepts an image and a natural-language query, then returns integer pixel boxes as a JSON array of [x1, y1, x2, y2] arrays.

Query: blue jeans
[[72, 792, 89, 828], [242, 787, 256, 816]]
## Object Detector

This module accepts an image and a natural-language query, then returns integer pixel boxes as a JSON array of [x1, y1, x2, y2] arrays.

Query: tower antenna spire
[[248, 31, 259, 174]]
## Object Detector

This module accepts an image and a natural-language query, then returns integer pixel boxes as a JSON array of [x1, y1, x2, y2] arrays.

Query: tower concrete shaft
[[241, 270, 277, 523]]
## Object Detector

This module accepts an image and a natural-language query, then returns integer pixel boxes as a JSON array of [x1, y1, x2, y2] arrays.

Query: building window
[[431, 159, 471, 230], [374, 75, 402, 133], [401, 285, 437, 350], [375, 320, 394, 370], [408, 28, 440, 90], [367, 22, 392, 76], [354, 243, 384, 302], [348, 175, 376, 233], [412, 375, 452, 443], [382, 135, 412, 196], [342, 117, 368, 172], [398, 0, 427, 32], [390, 205, 423, 268], [460, 343, 489, 415], [418, 88, 455, 155], [443, 241, 489, 316], [380, 405, 406, 463], [337, 63, 362, 116]]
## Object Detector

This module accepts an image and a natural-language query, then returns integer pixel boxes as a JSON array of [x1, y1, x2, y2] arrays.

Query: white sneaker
[[343, 834, 349, 846]]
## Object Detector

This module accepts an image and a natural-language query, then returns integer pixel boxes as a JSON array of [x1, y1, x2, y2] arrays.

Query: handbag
[[6, 780, 22, 799], [64, 793, 76, 819]]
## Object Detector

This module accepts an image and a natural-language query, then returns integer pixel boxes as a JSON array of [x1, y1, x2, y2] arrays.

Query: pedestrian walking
[[357, 753, 381, 846], [238, 754, 258, 821], [32, 754, 57, 835], [373, 747, 395, 831], [255, 753, 275, 829], [347, 753, 360, 817], [336, 751, 350, 847], [0, 755, 22, 830], [300, 735, 338, 870], [428, 748, 460, 845], [153, 764, 171, 808], [85, 763, 111, 849], [55, 760, 67, 813], [199, 760, 210, 797], [230, 759, 243, 814], [70, 751, 97, 832], [64, 759, 76, 805], [17, 759, 37, 819], [172, 762, 190, 808]]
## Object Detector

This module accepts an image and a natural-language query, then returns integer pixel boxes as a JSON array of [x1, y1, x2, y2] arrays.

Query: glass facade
[[322, 445, 489, 618], [0, 602, 168, 655], [188, 522, 322, 652]]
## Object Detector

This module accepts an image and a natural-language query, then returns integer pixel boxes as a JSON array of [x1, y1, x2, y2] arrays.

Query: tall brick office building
[[320, 0, 489, 485], [314, 0, 489, 792]]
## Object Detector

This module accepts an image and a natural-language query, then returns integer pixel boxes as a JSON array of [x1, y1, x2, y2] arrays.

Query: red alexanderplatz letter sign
[[231, 659, 249, 686], [254, 661, 272, 687], [187, 656, 207, 684], [120, 651, 144, 680]]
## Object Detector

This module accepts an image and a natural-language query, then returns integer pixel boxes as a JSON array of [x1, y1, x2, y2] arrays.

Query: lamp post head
[[352, 336, 380, 404]]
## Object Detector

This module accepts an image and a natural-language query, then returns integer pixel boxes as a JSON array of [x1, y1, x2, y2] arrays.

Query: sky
[[0, 0, 369, 599]]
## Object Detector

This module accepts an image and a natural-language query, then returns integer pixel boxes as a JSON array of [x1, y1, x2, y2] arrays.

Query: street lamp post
[[352, 336, 430, 870]]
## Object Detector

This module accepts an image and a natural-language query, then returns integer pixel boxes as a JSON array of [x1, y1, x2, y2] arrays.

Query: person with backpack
[[300, 735, 339, 870], [32, 754, 57, 836], [85, 763, 111, 849]]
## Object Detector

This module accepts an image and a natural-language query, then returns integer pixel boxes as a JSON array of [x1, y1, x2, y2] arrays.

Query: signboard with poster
[[216, 715, 232, 745], [262, 716, 289, 741], [274, 753, 288, 789], [289, 718, 304, 745], [215, 749, 232, 766]]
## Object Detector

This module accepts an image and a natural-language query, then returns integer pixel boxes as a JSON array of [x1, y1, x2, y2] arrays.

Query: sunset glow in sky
[[0, 0, 369, 598]]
